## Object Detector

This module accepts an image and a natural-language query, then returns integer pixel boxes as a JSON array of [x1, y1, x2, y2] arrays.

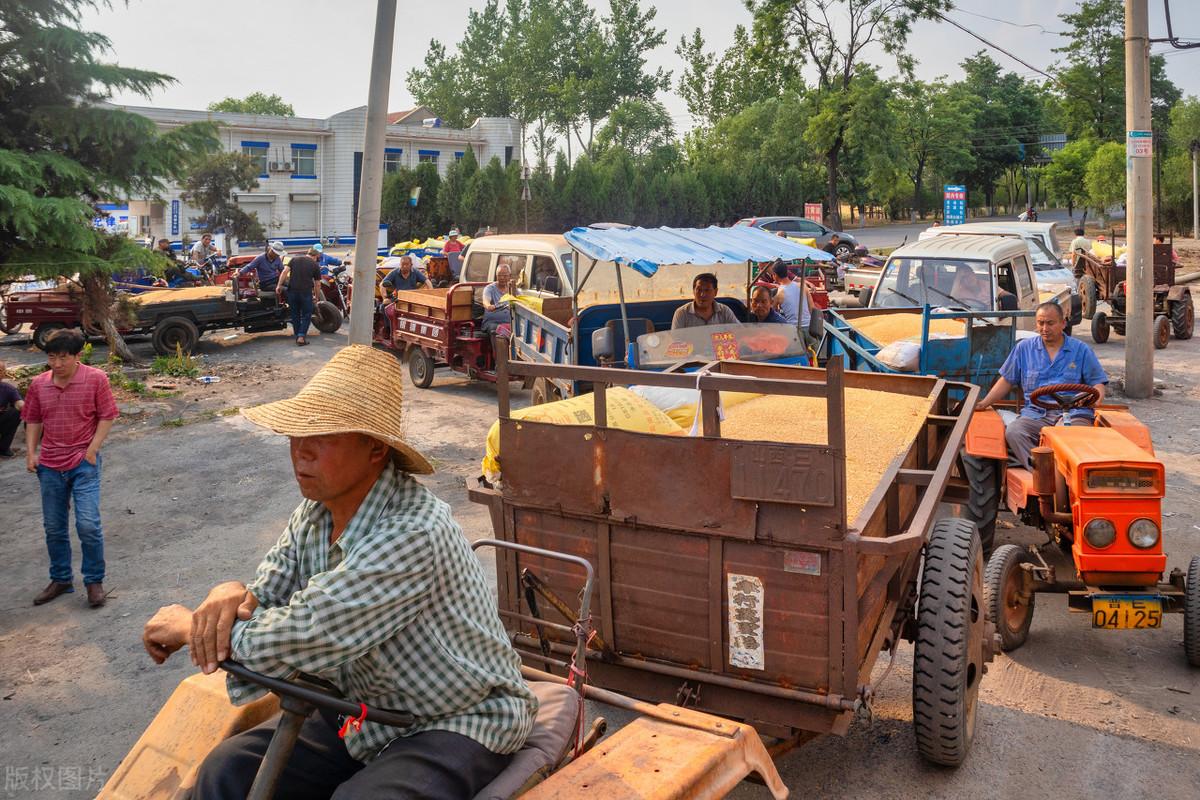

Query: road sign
[[170, 200, 180, 236], [943, 185, 966, 226], [1127, 130, 1153, 158], [803, 203, 822, 223]]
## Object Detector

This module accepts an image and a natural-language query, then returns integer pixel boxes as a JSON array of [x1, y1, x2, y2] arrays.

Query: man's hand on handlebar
[[190, 581, 259, 674], [142, 604, 192, 664]]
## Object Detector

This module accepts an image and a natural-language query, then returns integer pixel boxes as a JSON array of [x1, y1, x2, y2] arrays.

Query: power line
[[934, 11, 1061, 86], [951, 9, 1065, 37]]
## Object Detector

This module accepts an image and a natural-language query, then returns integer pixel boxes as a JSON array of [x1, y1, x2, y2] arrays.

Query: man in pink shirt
[[22, 329, 119, 607]]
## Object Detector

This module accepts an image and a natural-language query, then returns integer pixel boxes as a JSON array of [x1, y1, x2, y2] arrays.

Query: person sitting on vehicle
[[821, 234, 841, 257], [308, 243, 344, 275], [1153, 234, 1179, 266], [770, 261, 813, 335], [237, 241, 287, 292], [155, 239, 191, 287], [1069, 227, 1091, 255], [188, 233, 220, 265], [671, 273, 739, 329], [142, 345, 537, 799], [975, 301, 1108, 467], [381, 255, 430, 295], [747, 285, 787, 324], [443, 228, 465, 255], [0, 360, 24, 458], [481, 264, 513, 335], [949, 265, 993, 310]]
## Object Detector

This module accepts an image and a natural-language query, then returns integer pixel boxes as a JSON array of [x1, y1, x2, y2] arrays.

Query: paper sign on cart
[[727, 574, 765, 670]]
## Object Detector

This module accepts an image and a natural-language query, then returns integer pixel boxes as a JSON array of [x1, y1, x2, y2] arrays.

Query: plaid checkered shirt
[[227, 463, 537, 762]]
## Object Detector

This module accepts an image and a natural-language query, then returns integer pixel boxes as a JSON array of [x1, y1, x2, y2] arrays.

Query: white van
[[460, 234, 576, 299], [918, 222, 1075, 289]]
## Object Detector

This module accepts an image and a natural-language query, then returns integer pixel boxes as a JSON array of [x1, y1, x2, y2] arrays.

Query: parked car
[[734, 216, 857, 257]]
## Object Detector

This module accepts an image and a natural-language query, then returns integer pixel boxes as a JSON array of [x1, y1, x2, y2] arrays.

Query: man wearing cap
[[142, 345, 537, 798], [309, 243, 344, 275], [443, 229, 465, 256], [238, 241, 287, 292]]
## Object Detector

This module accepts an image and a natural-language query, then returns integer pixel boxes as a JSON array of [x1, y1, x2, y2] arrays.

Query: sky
[[81, 0, 1200, 133]]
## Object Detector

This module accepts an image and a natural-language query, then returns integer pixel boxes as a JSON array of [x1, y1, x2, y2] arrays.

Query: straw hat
[[241, 345, 433, 474]]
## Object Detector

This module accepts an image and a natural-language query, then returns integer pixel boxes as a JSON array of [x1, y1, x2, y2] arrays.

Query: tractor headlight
[[1084, 518, 1117, 549], [1127, 518, 1160, 549]]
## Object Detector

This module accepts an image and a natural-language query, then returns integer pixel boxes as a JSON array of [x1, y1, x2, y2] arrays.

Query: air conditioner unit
[[282, 162, 296, 172], [268, 161, 281, 171]]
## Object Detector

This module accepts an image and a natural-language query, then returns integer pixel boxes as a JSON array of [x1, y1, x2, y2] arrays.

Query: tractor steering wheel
[[1029, 383, 1101, 412]]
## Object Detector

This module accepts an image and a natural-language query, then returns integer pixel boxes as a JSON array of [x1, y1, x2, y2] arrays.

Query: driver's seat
[[473, 681, 580, 799]]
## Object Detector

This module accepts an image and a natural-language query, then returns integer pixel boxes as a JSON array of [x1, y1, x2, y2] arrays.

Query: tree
[[1084, 141, 1126, 224], [1042, 139, 1097, 220], [1052, 0, 1180, 141], [675, 25, 797, 129], [593, 99, 675, 159], [747, 0, 950, 229], [1, 0, 217, 361], [437, 148, 478, 231], [207, 92, 295, 117], [891, 80, 976, 219], [180, 152, 266, 243]]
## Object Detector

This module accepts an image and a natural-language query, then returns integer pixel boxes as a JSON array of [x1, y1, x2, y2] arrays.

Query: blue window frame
[[241, 140, 269, 177], [291, 143, 317, 179], [418, 149, 439, 164], [384, 147, 403, 173], [455, 151, 465, 162]]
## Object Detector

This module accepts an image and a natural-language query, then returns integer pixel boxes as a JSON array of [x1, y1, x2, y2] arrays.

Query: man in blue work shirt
[[238, 241, 287, 292], [975, 301, 1108, 467], [308, 243, 344, 275], [381, 255, 430, 294]]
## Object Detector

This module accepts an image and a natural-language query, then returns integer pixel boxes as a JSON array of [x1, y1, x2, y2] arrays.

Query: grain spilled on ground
[[721, 388, 934, 521]]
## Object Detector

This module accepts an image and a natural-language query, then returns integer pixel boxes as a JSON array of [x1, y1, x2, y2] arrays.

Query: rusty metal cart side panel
[[476, 351, 978, 740]]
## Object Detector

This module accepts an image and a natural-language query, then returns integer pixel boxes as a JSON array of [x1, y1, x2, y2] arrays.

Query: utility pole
[[348, 0, 397, 346], [1191, 139, 1200, 239], [1123, 0, 1153, 398]]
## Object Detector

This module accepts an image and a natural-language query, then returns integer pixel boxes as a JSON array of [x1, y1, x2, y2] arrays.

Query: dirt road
[[0, 320, 1198, 799]]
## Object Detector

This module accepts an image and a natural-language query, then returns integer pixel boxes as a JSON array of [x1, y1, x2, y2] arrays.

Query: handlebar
[[219, 660, 415, 728]]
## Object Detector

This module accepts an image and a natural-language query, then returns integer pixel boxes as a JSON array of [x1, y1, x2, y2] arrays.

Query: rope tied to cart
[[337, 703, 368, 739], [567, 621, 597, 756]]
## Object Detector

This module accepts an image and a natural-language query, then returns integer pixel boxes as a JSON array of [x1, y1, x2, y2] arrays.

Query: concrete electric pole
[[1123, 0, 1154, 398], [348, 0, 398, 346], [1191, 139, 1200, 240]]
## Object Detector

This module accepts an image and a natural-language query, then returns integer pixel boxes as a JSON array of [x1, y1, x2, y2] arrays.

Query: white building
[[122, 104, 521, 250]]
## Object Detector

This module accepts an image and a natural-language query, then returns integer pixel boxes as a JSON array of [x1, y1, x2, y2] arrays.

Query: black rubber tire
[[530, 377, 560, 406], [913, 518, 985, 768], [961, 453, 1000, 557], [834, 243, 852, 259], [1154, 315, 1171, 350], [151, 316, 199, 356], [33, 323, 66, 351], [1079, 275, 1098, 320], [1171, 294, 1194, 340], [984, 544, 1035, 652], [0, 303, 22, 334], [1091, 311, 1110, 344], [408, 347, 434, 389], [312, 300, 343, 333], [1185, 556, 1200, 668]]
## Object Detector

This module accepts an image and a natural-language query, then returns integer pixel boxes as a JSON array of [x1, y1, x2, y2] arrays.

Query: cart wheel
[[1090, 311, 1110, 344], [33, 323, 66, 351], [1185, 556, 1200, 668], [961, 453, 1001, 556], [312, 301, 343, 333], [152, 316, 199, 356], [1154, 315, 1171, 350], [531, 377, 559, 406], [1171, 294, 1194, 340], [408, 347, 435, 389], [0, 304, 22, 335], [984, 544, 1035, 651], [913, 518, 984, 768], [1079, 275, 1098, 320]]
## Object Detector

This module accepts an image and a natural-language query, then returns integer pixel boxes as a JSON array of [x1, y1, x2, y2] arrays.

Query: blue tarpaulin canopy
[[564, 225, 833, 278]]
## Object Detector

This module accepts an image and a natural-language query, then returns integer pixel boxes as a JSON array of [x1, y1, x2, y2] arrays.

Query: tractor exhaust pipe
[[1032, 447, 1072, 525]]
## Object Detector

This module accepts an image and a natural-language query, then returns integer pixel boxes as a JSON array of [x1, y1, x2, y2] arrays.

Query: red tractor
[[961, 385, 1199, 664]]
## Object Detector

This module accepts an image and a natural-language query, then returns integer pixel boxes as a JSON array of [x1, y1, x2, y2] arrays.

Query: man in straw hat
[[141, 345, 536, 798]]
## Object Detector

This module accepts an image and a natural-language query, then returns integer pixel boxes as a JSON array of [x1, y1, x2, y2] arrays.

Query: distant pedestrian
[[278, 252, 323, 346], [23, 329, 119, 608], [0, 360, 24, 457]]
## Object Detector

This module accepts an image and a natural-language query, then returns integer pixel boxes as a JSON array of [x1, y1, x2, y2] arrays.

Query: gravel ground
[[0, 308, 1197, 799]]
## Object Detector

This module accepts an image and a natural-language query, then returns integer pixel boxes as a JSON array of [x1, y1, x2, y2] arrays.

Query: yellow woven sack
[[481, 387, 682, 481]]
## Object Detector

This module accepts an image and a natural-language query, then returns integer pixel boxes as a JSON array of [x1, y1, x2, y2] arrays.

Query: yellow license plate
[[1091, 597, 1162, 629]]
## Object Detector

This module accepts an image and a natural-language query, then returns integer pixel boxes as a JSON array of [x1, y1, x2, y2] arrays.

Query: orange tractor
[[961, 384, 1199, 663]]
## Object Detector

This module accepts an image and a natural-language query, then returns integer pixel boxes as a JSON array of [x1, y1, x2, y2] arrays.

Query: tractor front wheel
[[984, 544, 1035, 652], [1079, 275, 1098, 320], [961, 453, 1001, 556], [312, 300, 343, 333], [913, 518, 985, 767], [1184, 556, 1200, 668], [1171, 294, 1194, 340], [1091, 312, 1110, 344], [1154, 315, 1171, 350]]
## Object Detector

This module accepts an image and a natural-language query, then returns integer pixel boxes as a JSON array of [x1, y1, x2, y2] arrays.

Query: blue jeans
[[37, 456, 105, 585], [288, 290, 314, 338]]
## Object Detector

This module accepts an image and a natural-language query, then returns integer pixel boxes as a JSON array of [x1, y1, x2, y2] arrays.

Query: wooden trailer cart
[[471, 349, 998, 767]]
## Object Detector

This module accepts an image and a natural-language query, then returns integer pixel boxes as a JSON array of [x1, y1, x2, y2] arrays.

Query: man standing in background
[[23, 329, 119, 608]]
